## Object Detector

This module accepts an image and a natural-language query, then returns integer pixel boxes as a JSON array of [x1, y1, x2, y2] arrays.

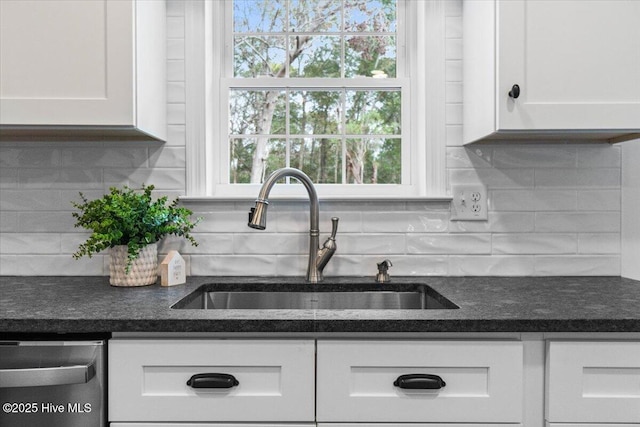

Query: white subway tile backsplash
[[446, 147, 492, 168], [167, 103, 186, 125], [149, 147, 186, 169], [19, 168, 103, 189], [445, 39, 462, 60], [167, 17, 185, 39], [492, 233, 577, 254], [339, 234, 406, 255], [492, 145, 576, 169], [491, 190, 577, 212], [0, 212, 18, 233], [445, 104, 462, 125], [444, 0, 462, 17], [407, 234, 491, 254], [446, 125, 463, 146], [166, 125, 186, 146], [449, 212, 536, 233], [0, 190, 63, 211], [449, 255, 536, 276], [534, 168, 621, 188], [190, 255, 278, 276], [103, 168, 186, 191], [577, 190, 621, 211], [383, 255, 449, 276], [578, 233, 621, 254], [167, 60, 185, 82], [61, 147, 149, 168], [18, 212, 76, 233], [577, 145, 621, 168], [233, 233, 306, 255], [0, 0, 623, 278], [0, 233, 61, 254], [167, 82, 186, 103], [445, 16, 462, 38], [166, 0, 185, 17], [534, 256, 620, 276], [445, 60, 462, 82], [449, 168, 535, 188], [167, 39, 185, 60], [0, 167, 18, 188], [362, 212, 448, 233], [535, 212, 620, 233], [174, 233, 234, 254]]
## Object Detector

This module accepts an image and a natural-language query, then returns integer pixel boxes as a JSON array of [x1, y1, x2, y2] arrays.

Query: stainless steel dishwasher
[[0, 339, 106, 427]]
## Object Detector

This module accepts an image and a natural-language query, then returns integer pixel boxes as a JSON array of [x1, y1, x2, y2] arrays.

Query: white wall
[[0, 0, 622, 277], [622, 141, 640, 280]]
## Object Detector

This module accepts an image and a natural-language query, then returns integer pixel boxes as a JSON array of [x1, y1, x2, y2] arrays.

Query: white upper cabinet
[[0, 0, 166, 141], [463, 0, 640, 144]]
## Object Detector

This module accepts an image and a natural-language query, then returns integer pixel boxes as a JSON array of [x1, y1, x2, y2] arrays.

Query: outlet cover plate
[[450, 184, 488, 221]]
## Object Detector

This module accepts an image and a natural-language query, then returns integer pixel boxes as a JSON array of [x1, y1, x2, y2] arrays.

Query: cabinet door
[[0, 0, 133, 125], [109, 340, 315, 422], [317, 340, 523, 423], [498, 0, 640, 130], [112, 424, 314, 427], [546, 341, 640, 423]]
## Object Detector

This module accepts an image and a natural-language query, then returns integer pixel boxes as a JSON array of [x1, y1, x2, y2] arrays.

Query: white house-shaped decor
[[160, 250, 186, 287]]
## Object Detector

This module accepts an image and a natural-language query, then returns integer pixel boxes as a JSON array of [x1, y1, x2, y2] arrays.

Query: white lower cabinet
[[316, 340, 523, 423], [546, 341, 640, 424], [110, 338, 525, 426], [108, 339, 315, 422]]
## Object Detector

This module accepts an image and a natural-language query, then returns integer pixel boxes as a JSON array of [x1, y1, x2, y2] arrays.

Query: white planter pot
[[109, 243, 158, 287]]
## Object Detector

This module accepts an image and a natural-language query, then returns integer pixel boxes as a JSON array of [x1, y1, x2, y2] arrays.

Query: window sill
[[179, 195, 453, 203]]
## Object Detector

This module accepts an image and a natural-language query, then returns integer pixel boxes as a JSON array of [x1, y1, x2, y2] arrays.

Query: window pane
[[345, 0, 396, 32], [289, 36, 341, 78], [230, 138, 286, 183], [345, 90, 401, 135], [234, 36, 286, 78], [291, 138, 343, 183], [289, 90, 342, 134], [345, 35, 396, 78], [230, 90, 286, 135], [234, 0, 286, 33], [346, 137, 400, 184], [290, 0, 341, 32]]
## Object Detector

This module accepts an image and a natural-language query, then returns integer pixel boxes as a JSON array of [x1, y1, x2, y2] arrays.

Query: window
[[185, 0, 447, 200]]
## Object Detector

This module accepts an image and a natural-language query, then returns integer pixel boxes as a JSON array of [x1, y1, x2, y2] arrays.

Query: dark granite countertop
[[1, 276, 640, 334]]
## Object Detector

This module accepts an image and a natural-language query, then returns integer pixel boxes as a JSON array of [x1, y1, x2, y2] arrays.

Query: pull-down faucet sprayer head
[[248, 199, 268, 230]]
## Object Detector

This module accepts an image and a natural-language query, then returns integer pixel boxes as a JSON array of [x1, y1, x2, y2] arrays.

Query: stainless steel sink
[[172, 283, 458, 310]]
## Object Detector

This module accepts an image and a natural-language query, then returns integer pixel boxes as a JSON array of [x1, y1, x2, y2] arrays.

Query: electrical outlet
[[450, 184, 488, 221]]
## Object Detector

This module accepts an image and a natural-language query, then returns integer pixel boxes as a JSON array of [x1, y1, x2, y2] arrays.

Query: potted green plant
[[71, 184, 200, 287]]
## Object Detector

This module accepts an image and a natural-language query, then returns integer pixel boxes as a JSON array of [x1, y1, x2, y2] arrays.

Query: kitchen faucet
[[247, 167, 338, 283]]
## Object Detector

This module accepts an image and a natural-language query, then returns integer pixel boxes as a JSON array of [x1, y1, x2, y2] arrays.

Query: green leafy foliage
[[71, 185, 201, 272]]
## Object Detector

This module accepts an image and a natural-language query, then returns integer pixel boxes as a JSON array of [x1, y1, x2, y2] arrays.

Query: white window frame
[[184, 0, 448, 201]]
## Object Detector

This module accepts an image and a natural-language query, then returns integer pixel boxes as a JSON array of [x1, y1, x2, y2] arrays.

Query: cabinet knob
[[508, 84, 521, 99], [393, 373, 446, 389]]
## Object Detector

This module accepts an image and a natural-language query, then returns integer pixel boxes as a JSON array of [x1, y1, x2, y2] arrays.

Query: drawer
[[546, 341, 640, 423], [109, 339, 315, 422], [316, 340, 523, 423]]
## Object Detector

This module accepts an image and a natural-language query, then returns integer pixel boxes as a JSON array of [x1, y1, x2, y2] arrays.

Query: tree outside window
[[228, 0, 402, 186]]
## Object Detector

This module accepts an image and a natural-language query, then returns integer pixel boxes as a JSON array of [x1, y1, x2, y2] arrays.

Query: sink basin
[[171, 282, 458, 310]]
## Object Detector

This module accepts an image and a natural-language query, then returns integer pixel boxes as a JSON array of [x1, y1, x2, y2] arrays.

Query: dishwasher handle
[[0, 362, 96, 388]]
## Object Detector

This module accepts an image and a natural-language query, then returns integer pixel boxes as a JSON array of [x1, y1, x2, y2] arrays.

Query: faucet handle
[[329, 217, 339, 239]]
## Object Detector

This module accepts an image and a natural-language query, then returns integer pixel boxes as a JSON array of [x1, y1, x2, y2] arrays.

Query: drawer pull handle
[[393, 374, 446, 389], [186, 373, 239, 389]]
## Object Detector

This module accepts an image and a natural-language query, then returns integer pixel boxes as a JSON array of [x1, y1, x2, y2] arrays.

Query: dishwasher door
[[0, 340, 105, 427]]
